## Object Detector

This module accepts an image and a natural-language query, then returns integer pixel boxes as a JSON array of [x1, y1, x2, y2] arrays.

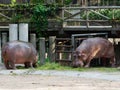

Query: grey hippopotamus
[[72, 37, 116, 67], [2, 40, 38, 69]]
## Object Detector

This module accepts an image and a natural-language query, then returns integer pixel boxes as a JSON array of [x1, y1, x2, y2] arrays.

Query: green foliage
[[30, 0, 44, 4], [64, 0, 72, 5], [11, 0, 16, 6], [0, 3, 60, 37], [31, 4, 60, 37], [10, 14, 22, 23], [37, 62, 73, 70], [110, 9, 120, 20], [82, 9, 120, 20], [31, 4, 48, 37]]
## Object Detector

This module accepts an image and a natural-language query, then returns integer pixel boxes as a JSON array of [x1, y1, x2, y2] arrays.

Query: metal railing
[[62, 6, 120, 30]]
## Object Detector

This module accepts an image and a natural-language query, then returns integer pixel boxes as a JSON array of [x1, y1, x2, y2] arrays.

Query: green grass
[[36, 62, 120, 72], [36, 62, 73, 70]]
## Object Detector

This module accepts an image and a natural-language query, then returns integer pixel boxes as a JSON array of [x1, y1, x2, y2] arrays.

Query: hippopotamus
[[72, 37, 116, 67], [2, 41, 38, 69]]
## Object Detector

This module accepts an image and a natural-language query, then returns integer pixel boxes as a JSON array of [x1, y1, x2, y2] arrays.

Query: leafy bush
[[31, 4, 48, 37]]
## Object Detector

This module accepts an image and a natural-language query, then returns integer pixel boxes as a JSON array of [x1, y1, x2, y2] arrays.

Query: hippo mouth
[[72, 62, 84, 68]]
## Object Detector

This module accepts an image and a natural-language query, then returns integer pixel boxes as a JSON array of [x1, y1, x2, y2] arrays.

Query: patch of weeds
[[70, 67, 119, 72], [87, 67, 119, 72], [37, 62, 73, 70], [16, 66, 25, 69], [36, 62, 119, 72]]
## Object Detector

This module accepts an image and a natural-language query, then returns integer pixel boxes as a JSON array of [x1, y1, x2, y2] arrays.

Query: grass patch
[[16, 66, 25, 69], [36, 62, 120, 72], [37, 62, 73, 70]]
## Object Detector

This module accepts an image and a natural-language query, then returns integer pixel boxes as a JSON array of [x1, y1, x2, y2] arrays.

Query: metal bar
[[63, 27, 120, 31], [56, 51, 72, 53], [56, 59, 72, 61], [55, 38, 71, 40], [65, 19, 109, 22], [55, 45, 72, 47], [72, 33, 108, 37], [63, 26, 112, 28], [0, 26, 9, 29], [62, 6, 120, 9]]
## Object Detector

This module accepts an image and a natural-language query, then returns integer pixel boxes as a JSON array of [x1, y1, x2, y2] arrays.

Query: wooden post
[[49, 36, 56, 62], [2, 33, 7, 46], [1, 32, 7, 63], [30, 34, 36, 49], [9, 24, 18, 41], [0, 32, 2, 63], [39, 37, 45, 65], [86, 9, 89, 29], [19, 23, 28, 42]]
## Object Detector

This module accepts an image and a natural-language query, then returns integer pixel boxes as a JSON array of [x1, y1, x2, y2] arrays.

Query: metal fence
[[0, 0, 120, 6], [71, 0, 120, 6]]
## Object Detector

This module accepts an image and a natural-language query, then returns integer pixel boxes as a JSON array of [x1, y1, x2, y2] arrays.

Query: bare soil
[[0, 64, 120, 90], [0, 75, 120, 90]]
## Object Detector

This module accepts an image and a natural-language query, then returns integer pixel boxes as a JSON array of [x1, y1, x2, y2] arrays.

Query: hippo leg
[[84, 61, 91, 68], [110, 56, 116, 67], [30, 62, 34, 68], [33, 62, 37, 68], [4, 60, 11, 69], [9, 60, 16, 69], [84, 57, 93, 68], [24, 62, 31, 68], [24, 62, 35, 68]]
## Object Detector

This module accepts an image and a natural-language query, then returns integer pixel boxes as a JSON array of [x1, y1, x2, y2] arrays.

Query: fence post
[[2, 33, 7, 46], [39, 37, 45, 65], [0, 32, 1, 63], [9, 24, 18, 41], [30, 34, 36, 49], [49, 36, 56, 62], [1, 33, 7, 63], [19, 23, 28, 42]]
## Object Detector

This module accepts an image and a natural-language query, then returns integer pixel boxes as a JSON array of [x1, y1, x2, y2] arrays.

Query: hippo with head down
[[72, 37, 116, 67], [2, 41, 38, 69]]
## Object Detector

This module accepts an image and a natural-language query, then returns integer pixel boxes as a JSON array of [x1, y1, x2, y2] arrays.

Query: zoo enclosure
[[0, 30, 120, 67], [0, 0, 120, 66], [50, 34, 120, 67]]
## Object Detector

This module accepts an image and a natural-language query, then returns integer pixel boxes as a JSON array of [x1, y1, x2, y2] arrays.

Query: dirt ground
[[0, 63, 120, 90], [0, 73, 120, 90]]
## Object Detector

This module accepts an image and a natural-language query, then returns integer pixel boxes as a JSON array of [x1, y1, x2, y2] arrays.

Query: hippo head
[[72, 51, 86, 68]]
